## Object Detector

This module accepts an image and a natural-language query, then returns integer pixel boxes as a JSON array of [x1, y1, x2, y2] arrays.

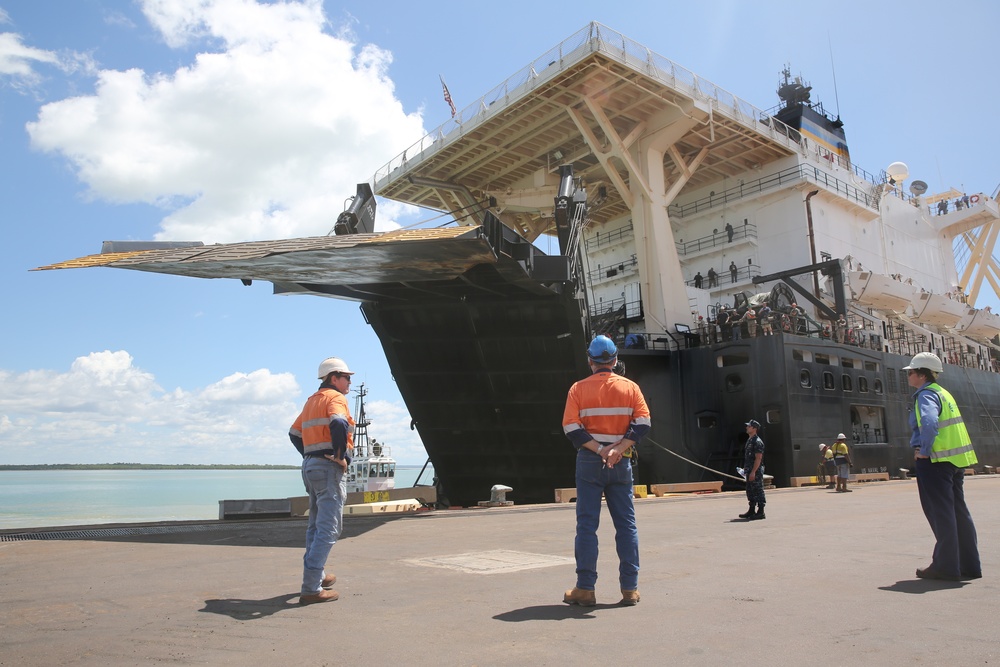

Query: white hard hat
[[837, 433, 846, 440], [317, 357, 354, 379], [818, 443, 827, 450], [903, 351, 944, 374]]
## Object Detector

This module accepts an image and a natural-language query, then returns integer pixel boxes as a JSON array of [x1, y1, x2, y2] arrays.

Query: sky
[[2, 0, 998, 466]]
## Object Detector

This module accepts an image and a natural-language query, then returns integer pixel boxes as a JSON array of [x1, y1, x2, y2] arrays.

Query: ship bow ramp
[[37, 222, 589, 507]]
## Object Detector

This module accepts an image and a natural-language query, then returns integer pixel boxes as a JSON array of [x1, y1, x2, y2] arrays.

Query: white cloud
[[364, 398, 429, 465], [0, 31, 59, 84], [25, 0, 427, 243], [0, 351, 428, 465]]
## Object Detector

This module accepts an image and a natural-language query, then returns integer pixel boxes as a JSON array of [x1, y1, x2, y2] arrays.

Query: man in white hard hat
[[831, 433, 853, 492], [904, 352, 981, 581], [819, 443, 836, 488], [288, 357, 356, 603]]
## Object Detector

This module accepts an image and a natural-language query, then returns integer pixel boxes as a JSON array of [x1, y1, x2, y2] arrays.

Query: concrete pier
[[2, 478, 997, 665]]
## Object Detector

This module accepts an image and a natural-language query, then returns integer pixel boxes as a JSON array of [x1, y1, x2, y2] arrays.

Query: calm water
[[0, 466, 434, 530]]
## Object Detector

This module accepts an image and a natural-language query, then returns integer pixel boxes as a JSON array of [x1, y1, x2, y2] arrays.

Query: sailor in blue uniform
[[739, 420, 766, 520]]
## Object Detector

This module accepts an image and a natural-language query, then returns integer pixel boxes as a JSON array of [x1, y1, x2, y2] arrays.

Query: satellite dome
[[886, 162, 909, 183]]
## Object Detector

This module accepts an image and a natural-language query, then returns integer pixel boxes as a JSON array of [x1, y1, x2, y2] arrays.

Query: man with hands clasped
[[562, 336, 651, 607]]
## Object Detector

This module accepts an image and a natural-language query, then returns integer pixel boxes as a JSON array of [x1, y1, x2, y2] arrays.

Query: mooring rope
[[644, 436, 747, 483]]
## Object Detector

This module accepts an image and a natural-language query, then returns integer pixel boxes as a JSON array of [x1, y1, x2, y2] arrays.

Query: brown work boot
[[321, 574, 337, 589], [620, 589, 640, 606], [300, 589, 339, 604], [563, 587, 596, 606]]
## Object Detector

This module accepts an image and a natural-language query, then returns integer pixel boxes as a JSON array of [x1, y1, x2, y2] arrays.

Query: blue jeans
[[301, 457, 346, 594], [574, 450, 639, 591], [915, 458, 981, 577]]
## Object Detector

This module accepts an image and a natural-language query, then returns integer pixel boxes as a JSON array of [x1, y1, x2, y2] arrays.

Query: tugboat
[[345, 383, 396, 496]]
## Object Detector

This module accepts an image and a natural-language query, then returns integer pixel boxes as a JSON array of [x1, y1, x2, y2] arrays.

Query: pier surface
[[2, 478, 997, 665]]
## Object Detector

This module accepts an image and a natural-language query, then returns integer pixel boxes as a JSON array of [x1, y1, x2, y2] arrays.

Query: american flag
[[439, 75, 457, 118]]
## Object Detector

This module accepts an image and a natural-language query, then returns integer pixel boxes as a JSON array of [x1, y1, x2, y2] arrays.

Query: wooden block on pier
[[849, 472, 890, 483], [554, 486, 649, 502], [964, 468, 976, 476], [554, 488, 577, 503], [649, 481, 723, 496], [790, 476, 823, 487]]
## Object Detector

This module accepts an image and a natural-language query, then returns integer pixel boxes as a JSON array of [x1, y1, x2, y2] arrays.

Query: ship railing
[[588, 297, 639, 323], [669, 164, 877, 219], [685, 264, 761, 288], [676, 223, 758, 255], [585, 254, 638, 286], [609, 330, 683, 352], [372, 22, 803, 190], [584, 221, 634, 251]]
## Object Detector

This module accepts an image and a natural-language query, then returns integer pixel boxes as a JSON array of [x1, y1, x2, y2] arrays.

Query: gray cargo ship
[[38, 23, 1000, 506]]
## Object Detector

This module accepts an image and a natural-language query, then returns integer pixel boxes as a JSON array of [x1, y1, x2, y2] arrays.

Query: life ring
[[970, 194, 980, 204]]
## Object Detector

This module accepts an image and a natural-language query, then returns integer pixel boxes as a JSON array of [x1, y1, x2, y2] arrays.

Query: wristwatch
[[597, 444, 605, 456]]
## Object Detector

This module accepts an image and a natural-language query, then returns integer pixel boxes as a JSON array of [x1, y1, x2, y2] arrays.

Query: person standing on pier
[[738, 420, 766, 520], [832, 433, 853, 492], [904, 352, 981, 582], [289, 357, 356, 604], [562, 335, 651, 607]]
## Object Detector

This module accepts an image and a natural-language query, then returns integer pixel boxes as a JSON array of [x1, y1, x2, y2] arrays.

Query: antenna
[[828, 33, 841, 119]]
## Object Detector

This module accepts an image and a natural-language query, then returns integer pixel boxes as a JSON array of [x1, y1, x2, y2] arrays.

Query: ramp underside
[[362, 262, 587, 506]]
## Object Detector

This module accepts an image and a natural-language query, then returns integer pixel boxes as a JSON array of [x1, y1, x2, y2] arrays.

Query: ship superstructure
[[36, 22, 1000, 506]]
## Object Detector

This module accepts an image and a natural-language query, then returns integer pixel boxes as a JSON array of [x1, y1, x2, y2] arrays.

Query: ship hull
[[622, 336, 1000, 494]]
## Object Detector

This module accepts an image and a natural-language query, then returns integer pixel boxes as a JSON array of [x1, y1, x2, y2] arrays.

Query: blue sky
[[2, 0, 998, 466]]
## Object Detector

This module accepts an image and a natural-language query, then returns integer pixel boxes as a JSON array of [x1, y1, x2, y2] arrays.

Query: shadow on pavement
[[878, 579, 967, 594], [494, 603, 628, 622], [3, 513, 429, 548], [199, 593, 302, 620]]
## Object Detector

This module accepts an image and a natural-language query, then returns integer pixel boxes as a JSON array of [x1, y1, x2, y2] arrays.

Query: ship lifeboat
[[910, 292, 966, 328], [957, 306, 1000, 338], [849, 271, 916, 311]]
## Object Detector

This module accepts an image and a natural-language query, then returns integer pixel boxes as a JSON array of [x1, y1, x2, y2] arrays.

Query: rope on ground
[[644, 436, 746, 483]]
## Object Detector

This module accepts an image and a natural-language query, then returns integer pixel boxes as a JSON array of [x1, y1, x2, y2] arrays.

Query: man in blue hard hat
[[562, 335, 651, 607]]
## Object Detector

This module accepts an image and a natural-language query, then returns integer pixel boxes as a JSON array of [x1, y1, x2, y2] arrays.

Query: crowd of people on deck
[[933, 192, 988, 216]]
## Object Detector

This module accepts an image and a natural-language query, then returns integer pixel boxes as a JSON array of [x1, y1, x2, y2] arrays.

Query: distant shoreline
[[0, 463, 428, 471], [0, 463, 301, 471]]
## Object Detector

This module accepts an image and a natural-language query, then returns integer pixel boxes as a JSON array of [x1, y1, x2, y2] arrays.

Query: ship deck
[[2, 478, 997, 665]]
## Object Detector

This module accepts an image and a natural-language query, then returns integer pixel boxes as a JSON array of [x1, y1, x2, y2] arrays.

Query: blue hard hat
[[587, 335, 618, 362]]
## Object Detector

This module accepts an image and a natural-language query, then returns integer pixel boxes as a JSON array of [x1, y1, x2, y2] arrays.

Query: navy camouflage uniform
[[744, 433, 766, 507]]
